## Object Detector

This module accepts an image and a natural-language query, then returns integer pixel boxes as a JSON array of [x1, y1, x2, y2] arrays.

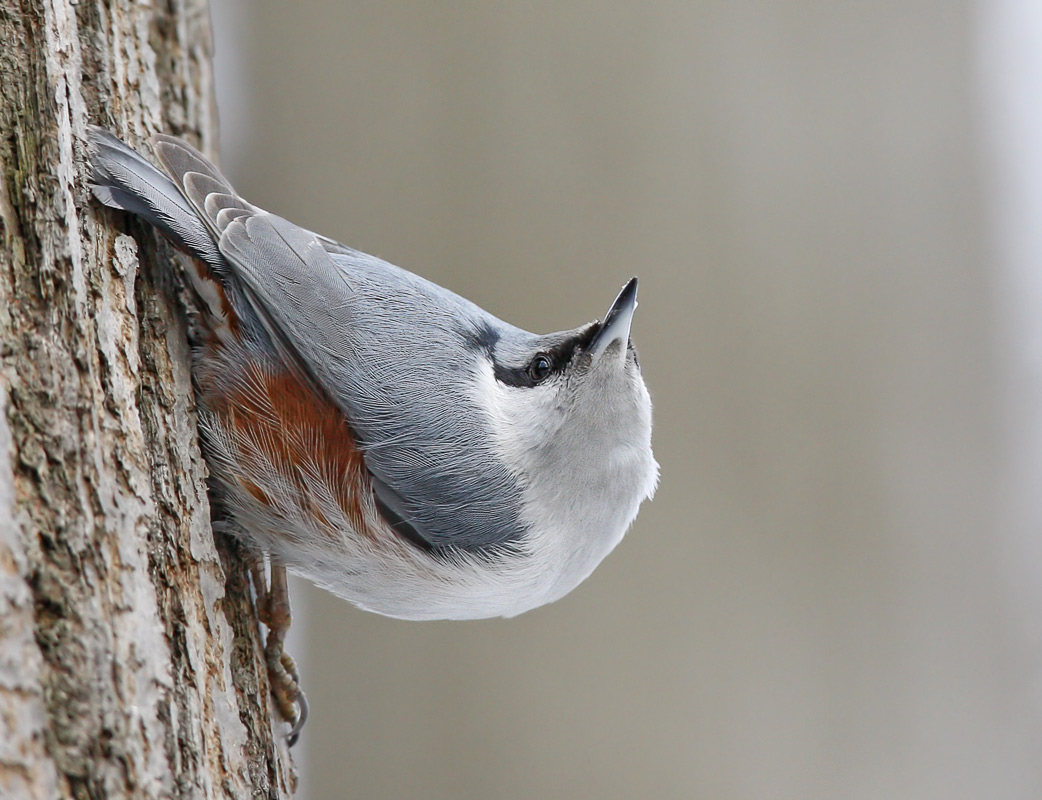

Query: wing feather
[[148, 135, 526, 551]]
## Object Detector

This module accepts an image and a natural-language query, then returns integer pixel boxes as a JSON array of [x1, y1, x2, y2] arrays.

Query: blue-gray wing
[[151, 136, 526, 552]]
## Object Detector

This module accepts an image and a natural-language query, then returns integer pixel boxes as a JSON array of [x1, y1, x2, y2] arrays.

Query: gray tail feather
[[87, 126, 225, 270]]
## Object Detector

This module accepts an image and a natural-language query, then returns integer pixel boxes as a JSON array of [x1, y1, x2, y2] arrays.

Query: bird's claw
[[252, 558, 308, 745]]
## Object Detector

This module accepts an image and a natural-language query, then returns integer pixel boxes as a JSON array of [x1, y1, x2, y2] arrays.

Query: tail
[[87, 126, 227, 272]]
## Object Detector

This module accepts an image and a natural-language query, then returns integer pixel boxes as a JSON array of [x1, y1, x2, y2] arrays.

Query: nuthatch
[[87, 127, 658, 738]]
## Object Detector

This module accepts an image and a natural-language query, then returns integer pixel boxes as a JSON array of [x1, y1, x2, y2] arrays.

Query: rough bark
[[0, 1, 297, 797]]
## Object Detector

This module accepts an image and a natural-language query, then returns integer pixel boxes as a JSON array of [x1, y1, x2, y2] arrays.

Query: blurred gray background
[[210, 3, 1042, 798]]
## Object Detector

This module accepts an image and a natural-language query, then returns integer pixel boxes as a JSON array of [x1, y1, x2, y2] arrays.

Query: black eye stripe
[[495, 359, 549, 388], [490, 323, 601, 389], [542, 324, 600, 365], [493, 350, 561, 389]]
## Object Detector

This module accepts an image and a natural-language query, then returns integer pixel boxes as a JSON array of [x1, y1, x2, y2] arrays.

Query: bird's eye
[[528, 354, 552, 383]]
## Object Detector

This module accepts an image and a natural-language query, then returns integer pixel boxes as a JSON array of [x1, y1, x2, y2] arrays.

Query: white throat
[[470, 358, 659, 603]]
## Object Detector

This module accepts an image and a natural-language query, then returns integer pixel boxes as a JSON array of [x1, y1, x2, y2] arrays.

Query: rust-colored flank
[[205, 358, 372, 540]]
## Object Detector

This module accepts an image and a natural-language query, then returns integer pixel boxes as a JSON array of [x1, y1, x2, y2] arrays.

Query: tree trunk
[[0, 1, 297, 797]]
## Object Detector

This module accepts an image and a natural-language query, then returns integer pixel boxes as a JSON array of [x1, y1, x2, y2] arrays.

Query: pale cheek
[[483, 383, 564, 459]]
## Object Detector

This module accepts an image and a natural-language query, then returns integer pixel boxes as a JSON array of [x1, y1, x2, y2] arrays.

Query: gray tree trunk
[[0, 1, 297, 797]]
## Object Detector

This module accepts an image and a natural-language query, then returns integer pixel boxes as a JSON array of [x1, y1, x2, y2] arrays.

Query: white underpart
[[469, 355, 659, 605], [201, 346, 656, 621], [205, 415, 546, 620]]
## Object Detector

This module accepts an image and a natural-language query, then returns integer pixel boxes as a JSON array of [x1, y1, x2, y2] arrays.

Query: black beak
[[589, 277, 638, 359]]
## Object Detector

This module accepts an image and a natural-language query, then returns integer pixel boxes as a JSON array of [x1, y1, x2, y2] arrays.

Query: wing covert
[[214, 209, 528, 553]]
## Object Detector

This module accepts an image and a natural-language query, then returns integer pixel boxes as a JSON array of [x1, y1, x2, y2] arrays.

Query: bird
[[87, 125, 658, 740]]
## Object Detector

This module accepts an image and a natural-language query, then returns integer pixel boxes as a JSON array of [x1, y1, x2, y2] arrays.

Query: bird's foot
[[251, 559, 308, 746]]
